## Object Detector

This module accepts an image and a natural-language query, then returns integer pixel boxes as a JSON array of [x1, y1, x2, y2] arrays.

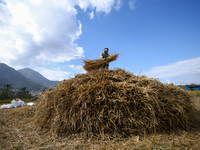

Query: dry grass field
[[0, 96, 200, 150], [1, 70, 200, 150]]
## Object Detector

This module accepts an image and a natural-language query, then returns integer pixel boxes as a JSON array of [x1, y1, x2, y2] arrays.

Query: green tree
[[16, 87, 32, 99], [0, 84, 15, 100]]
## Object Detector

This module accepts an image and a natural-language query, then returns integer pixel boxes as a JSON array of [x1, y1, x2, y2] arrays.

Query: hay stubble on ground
[[0, 98, 200, 149]]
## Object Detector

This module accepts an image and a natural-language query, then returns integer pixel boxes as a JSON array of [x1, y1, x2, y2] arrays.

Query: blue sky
[[0, 0, 199, 85]]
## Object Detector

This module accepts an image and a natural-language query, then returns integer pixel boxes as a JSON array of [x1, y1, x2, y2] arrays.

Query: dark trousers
[[101, 63, 109, 69]]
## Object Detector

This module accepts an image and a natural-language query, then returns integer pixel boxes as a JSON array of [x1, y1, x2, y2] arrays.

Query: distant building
[[185, 85, 200, 91]]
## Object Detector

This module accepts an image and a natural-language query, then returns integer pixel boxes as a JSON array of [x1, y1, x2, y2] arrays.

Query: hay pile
[[33, 69, 194, 138], [83, 54, 119, 71]]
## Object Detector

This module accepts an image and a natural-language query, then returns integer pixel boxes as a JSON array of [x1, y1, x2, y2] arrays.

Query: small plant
[[187, 90, 200, 97], [0, 99, 12, 104]]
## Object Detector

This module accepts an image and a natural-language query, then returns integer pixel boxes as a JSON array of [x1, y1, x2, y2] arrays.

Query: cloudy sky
[[0, 0, 199, 85]]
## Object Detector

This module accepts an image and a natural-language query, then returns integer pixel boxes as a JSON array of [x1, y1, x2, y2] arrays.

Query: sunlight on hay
[[83, 54, 119, 71], [33, 69, 195, 138]]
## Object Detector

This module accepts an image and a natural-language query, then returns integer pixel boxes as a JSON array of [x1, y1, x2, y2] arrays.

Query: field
[[0, 95, 200, 149], [187, 90, 200, 97], [0, 99, 35, 105]]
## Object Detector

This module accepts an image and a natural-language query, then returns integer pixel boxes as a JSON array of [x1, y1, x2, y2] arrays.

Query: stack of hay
[[83, 54, 119, 71], [33, 69, 194, 138]]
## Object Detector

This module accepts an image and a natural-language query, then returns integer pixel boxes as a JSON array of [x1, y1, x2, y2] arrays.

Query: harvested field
[[1, 69, 200, 149], [0, 97, 200, 149]]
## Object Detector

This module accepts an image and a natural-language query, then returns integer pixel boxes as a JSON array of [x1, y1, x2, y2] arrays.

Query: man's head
[[104, 47, 109, 53]]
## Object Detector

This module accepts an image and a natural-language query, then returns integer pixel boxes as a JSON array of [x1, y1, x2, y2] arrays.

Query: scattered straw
[[83, 53, 119, 71]]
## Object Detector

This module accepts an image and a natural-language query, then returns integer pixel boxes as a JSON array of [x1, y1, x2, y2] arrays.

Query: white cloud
[[0, 3, 10, 26], [89, 11, 94, 19], [115, 0, 122, 11], [166, 80, 170, 84], [129, 0, 137, 10], [144, 57, 200, 79], [79, 0, 122, 14], [37, 68, 71, 81], [173, 78, 200, 85], [0, 0, 121, 69], [69, 64, 86, 74], [0, 0, 83, 68]]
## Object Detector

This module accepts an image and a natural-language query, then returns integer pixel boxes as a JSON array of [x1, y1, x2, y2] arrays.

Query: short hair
[[104, 47, 109, 51]]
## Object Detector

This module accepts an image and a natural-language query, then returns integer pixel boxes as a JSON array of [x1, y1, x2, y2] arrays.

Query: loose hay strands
[[33, 69, 195, 139], [83, 53, 119, 71]]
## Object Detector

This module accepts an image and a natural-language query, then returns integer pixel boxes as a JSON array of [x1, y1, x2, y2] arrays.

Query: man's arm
[[100, 53, 104, 59]]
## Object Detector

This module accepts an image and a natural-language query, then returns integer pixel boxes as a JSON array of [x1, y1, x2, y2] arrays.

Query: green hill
[[17, 68, 58, 87], [0, 63, 46, 91]]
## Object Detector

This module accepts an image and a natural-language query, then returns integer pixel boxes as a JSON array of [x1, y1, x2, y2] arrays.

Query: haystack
[[83, 54, 119, 71], [33, 69, 194, 138]]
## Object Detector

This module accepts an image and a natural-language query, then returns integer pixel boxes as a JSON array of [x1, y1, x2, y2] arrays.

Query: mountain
[[0, 63, 45, 91], [17, 68, 59, 87]]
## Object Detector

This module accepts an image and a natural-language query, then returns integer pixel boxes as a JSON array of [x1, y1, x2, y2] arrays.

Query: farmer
[[100, 47, 110, 69]]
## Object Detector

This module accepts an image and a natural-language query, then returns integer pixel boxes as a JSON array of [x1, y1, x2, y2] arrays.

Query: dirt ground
[[0, 97, 200, 150]]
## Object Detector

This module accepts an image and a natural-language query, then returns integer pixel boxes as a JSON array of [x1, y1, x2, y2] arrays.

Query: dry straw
[[33, 69, 194, 138], [83, 54, 119, 71]]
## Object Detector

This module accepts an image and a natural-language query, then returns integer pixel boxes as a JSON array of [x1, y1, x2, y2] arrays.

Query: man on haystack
[[100, 47, 110, 69]]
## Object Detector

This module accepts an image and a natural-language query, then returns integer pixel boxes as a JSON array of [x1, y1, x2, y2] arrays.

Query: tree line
[[0, 84, 32, 100]]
